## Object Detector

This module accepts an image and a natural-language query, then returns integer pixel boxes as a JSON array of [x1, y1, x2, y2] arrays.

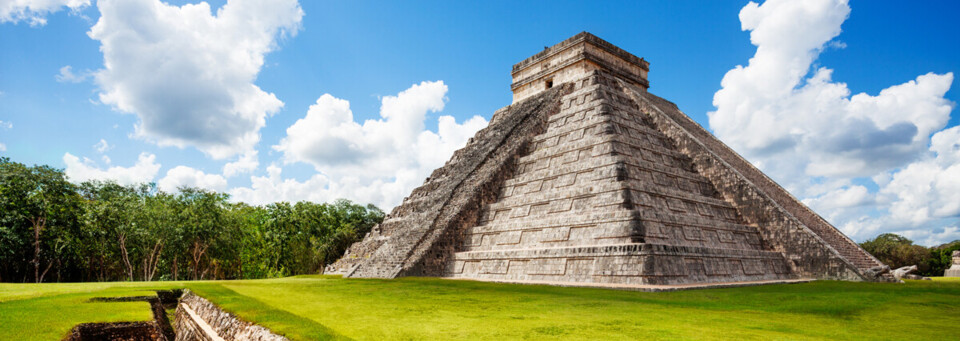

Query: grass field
[[2, 276, 958, 340]]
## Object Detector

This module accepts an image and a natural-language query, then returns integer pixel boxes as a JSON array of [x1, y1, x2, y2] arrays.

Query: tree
[[860, 233, 932, 274], [80, 181, 150, 281], [177, 188, 231, 280], [0, 158, 81, 283], [927, 240, 960, 276], [139, 191, 174, 281], [2, 154, 387, 282], [0, 158, 32, 282], [307, 199, 384, 271]]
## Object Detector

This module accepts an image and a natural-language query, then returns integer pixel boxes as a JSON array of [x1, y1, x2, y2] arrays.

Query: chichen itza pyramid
[[328, 32, 895, 289]]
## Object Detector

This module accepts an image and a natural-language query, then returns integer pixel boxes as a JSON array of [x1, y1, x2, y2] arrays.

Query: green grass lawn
[[2, 276, 958, 340]]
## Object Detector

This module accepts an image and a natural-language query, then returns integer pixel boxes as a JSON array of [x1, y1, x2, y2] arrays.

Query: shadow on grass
[[188, 283, 349, 341], [340, 276, 960, 320]]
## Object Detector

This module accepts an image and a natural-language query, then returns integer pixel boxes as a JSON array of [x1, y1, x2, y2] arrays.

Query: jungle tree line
[[0, 157, 384, 283], [859, 233, 960, 277]]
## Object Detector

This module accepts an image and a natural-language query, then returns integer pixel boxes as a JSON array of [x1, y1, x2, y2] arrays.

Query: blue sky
[[1, 0, 958, 245]]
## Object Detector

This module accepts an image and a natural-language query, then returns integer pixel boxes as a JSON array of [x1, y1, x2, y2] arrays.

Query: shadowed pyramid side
[[327, 85, 571, 278]]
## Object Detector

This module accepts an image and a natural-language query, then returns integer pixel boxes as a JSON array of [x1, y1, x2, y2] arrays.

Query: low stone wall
[[174, 290, 287, 341]]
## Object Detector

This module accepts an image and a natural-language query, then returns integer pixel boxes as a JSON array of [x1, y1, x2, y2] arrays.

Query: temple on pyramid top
[[328, 32, 896, 290], [511, 32, 649, 103]]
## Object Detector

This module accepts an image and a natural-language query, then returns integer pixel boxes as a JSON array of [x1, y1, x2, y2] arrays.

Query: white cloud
[[63, 152, 160, 185], [880, 127, 960, 226], [93, 138, 111, 153], [709, 0, 957, 245], [229, 165, 330, 205], [804, 185, 872, 212], [275, 81, 448, 175], [233, 81, 487, 208], [222, 150, 258, 177], [55, 65, 89, 83], [88, 0, 303, 159], [228, 164, 424, 207], [0, 0, 89, 26], [898, 226, 960, 248], [158, 165, 227, 192], [0, 143, 6, 152], [712, 0, 953, 183]]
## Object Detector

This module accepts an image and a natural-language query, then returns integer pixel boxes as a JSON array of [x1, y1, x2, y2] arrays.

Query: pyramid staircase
[[328, 32, 894, 287]]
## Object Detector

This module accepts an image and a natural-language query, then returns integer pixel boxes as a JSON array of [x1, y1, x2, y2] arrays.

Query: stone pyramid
[[328, 32, 893, 289]]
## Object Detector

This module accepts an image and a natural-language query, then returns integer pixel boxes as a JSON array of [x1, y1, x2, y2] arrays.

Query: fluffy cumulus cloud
[[0, 0, 89, 26], [229, 165, 330, 205], [158, 166, 227, 192], [88, 0, 303, 159], [232, 81, 488, 208], [63, 152, 160, 185], [879, 127, 960, 226], [222, 150, 258, 178], [710, 0, 957, 245]]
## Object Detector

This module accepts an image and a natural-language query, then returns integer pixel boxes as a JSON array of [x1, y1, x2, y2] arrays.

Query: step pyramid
[[328, 32, 894, 288]]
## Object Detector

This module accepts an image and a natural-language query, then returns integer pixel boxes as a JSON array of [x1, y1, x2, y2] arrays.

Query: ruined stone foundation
[[946, 251, 960, 277], [328, 32, 894, 289]]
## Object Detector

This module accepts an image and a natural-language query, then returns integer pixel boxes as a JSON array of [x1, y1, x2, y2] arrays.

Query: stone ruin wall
[[945, 250, 960, 277], [511, 32, 649, 103], [175, 290, 288, 341]]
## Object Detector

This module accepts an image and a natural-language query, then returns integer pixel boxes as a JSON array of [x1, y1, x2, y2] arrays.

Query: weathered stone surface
[[891, 265, 930, 281], [511, 32, 649, 103], [863, 265, 891, 280], [175, 290, 287, 341], [327, 83, 571, 278], [944, 250, 960, 277], [329, 32, 894, 288]]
